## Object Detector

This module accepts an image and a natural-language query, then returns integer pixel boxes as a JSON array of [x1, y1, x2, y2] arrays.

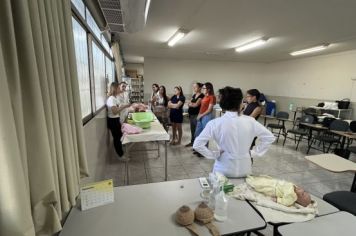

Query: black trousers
[[107, 117, 124, 157], [189, 114, 198, 144]]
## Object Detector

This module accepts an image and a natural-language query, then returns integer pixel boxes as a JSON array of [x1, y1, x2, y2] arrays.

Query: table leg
[[165, 141, 168, 181], [157, 141, 160, 158], [264, 117, 267, 126], [340, 136, 346, 150], [351, 173, 356, 193]]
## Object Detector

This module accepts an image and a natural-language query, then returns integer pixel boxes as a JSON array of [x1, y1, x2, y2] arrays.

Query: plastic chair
[[323, 191, 356, 215], [283, 115, 314, 150], [307, 120, 349, 154], [267, 111, 289, 143]]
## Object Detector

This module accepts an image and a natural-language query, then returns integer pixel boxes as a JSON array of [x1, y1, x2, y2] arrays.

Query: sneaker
[[185, 143, 193, 147], [195, 152, 204, 158]]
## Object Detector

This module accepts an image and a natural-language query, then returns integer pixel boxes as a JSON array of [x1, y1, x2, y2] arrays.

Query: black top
[[243, 102, 260, 120], [188, 93, 204, 115], [169, 95, 186, 123]]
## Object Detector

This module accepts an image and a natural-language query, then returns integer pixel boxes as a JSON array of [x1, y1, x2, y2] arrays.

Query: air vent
[[108, 23, 125, 32], [98, 0, 121, 10], [102, 9, 123, 24]]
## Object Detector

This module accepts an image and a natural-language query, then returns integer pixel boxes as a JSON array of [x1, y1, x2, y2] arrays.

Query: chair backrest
[[276, 111, 289, 119], [329, 120, 349, 132], [303, 108, 317, 116], [322, 117, 336, 128], [350, 121, 356, 133], [300, 115, 314, 124]]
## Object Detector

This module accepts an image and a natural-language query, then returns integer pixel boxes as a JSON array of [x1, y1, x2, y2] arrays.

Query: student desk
[[305, 154, 356, 192], [122, 115, 170, 185], [330, 130, 356, 149], [59, 179, 266, 236], [278, 211, 356, 236], [260, 114, 276, 126]]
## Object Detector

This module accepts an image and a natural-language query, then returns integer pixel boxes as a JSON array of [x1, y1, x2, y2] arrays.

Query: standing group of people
[[107, 80, 275, 178]]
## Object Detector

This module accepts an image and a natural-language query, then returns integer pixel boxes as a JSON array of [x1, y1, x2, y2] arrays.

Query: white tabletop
[[122, 117, 170, 145], [305, 154, 356, 173], [278, 211, 356, 236], [60, 179, 266, 236]]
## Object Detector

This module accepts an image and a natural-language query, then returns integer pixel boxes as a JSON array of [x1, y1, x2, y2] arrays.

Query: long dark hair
[[174, 86, 184, 97], [247, 89, 261, 101], [159, 85, 168, 106], [204, 82, 214, 95], [152, 83, 159, 91]]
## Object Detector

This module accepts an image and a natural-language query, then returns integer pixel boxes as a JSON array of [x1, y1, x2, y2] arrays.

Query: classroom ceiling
[[119, 0, 356, 63]]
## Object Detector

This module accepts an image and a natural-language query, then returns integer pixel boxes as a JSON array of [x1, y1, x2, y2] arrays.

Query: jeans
[[195, 113, 213, 139], [189, 114, 198, 143]]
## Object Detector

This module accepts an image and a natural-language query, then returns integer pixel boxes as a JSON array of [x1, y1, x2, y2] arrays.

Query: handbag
[[335, 98, 350, 109]]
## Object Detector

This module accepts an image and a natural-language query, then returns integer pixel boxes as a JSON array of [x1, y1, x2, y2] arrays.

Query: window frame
[[71, 1, 115, 125]]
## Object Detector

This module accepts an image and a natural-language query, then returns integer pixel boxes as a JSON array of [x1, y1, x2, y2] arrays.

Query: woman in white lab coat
[[193, 86, 275, 177]]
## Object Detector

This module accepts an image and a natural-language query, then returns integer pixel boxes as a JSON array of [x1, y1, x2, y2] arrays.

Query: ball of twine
[[176, 205, 195, 226], [195, 202, 214, 224]]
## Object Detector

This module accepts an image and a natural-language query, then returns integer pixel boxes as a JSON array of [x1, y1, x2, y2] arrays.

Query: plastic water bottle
[[271, 108, 275, 116], [214, 186, 228, 221], [208, 173, 220, 210], [289, 103, 294, 111]]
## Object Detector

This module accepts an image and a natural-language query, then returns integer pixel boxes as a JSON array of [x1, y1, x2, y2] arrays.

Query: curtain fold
[[0, 0, 89, 235], [112, 41, 123, 81]]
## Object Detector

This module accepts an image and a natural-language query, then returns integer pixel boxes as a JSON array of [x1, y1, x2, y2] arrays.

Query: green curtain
[[0, 0, 89, 235]]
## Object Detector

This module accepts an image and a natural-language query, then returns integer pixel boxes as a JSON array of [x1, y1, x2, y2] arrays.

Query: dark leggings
[[107, 117, 124, 157], [189, 114, 198, 144]]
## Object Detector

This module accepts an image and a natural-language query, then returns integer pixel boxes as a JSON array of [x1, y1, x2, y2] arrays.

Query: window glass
[[86, 8, 101, 40], [71, 0, 85, 18], [72, 17, 91, 118], [92, 42, 106, 110]]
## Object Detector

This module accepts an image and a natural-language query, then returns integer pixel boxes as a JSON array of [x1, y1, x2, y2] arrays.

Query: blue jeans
[[195, 113, 213, 138]]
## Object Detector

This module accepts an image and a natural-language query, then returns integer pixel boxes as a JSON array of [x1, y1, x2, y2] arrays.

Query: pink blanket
[[121, 123, 142, 135]]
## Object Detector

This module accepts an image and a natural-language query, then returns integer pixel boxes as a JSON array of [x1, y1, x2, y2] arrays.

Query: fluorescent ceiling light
[[290, 44, 330, 56], [235, 38, 269, 52], [144, 0, 151, 23], [167, 29, 186, 47]]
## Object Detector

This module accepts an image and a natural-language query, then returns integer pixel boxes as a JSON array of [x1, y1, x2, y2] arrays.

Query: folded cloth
[[229, 182, 318, 223], [121, 123, 143, 135]]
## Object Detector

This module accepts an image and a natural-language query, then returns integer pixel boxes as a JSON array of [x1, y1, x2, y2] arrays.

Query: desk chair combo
[[283, 115, 314, 150], [306, 154, 356, 216], [346, 121, 356, 155], [267, 111, 289, 143], [306, 120, 349, 154]]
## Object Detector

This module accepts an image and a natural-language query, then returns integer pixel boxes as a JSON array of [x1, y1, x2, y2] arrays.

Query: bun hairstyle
[[195, 82, 203, 88], [219, 86, 243, 112], [247, 89, 261, 101], [175, 86, 184, 97]]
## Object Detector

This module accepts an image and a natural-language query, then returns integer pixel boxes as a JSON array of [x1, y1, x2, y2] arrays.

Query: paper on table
[[80, 179, 114, 211]]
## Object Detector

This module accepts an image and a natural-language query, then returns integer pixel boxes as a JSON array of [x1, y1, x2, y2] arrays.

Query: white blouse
[[193, 111, 275, 177], [106, 95, 120, 118]]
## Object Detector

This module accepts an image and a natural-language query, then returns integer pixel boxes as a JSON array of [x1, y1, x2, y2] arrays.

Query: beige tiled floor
[[103, 120, 356, 236]]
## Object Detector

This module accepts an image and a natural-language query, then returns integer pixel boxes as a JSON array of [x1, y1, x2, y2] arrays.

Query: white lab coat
[[193, 111, 275, 177]]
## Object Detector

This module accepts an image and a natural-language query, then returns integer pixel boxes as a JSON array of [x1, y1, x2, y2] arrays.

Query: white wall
[[125, 63, 144, 75], [144, 50, 356, 102], [144, 57, 266, 99], [264, 50, 356, 101]]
